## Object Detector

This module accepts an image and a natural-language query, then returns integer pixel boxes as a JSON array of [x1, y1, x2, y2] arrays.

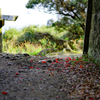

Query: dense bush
[[3, 28, 20, 41], [16, 32, 35, 44]]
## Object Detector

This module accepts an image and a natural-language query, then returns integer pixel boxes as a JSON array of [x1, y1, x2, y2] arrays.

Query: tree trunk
[[83, 0, 92, 54], [0, 27, 2, 53], [88, 0, 100, 66]]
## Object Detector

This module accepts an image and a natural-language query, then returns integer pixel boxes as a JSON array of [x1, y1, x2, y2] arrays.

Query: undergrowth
[[3, 25, 83, 55]]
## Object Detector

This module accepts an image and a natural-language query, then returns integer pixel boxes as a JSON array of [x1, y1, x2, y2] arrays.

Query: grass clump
[[3, 40, 43, 55]]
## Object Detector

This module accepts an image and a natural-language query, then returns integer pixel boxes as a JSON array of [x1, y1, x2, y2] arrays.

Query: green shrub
[[17, 32, 35, 44], [3, 28, 19, 41], [21, 25, 36, 33]]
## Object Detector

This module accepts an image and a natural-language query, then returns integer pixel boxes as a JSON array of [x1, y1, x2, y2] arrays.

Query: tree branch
[[59, 11, 75, 19]]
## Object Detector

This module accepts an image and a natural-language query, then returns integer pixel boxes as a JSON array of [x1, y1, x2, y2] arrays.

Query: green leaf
[[94, 60, 97, 63]]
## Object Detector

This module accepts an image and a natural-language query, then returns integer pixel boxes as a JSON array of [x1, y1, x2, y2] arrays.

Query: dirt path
[[0, 52, 81, 100], [0, 52, 100, 100], [46, 51, 82, 58]]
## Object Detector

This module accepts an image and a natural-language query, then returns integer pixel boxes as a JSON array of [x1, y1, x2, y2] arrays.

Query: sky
[[0, 0, 57, 33]]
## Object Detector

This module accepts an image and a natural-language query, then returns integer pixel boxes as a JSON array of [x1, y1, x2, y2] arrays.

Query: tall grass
[[3, 40, 43, 55]]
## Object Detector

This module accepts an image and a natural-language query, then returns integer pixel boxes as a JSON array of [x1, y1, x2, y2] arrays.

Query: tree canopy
[[26, 0, 88, 40]]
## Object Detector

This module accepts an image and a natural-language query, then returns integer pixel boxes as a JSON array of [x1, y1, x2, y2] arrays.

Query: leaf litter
[[0, 53, 100, 100]]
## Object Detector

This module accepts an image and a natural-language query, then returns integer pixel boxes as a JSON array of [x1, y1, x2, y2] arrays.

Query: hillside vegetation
[[3, 25, 83, 56]]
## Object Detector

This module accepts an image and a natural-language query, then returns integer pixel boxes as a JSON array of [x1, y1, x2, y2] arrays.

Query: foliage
[[3, 28, 20, 41], [20, 25, 36, 33], [26, 0, 87, 19], [3, 40, 43, 55], [2, 25, 59, 55], [16, 32, 35, 44], [39, 37, 57, 48], [67, 21, 84, 40], [3, 25, 83, 55], [26, 0, 87, 39]]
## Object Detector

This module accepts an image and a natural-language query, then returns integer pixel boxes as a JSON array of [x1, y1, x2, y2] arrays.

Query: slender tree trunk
[[0, 27, 2, 53], [83, 0, 92, 54]]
